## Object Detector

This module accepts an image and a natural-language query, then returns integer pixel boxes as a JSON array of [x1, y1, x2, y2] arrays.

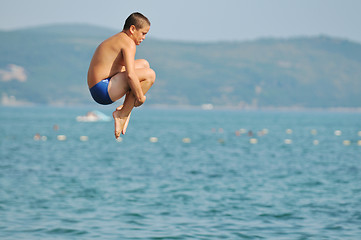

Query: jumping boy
[[87, 12, 156, 139]]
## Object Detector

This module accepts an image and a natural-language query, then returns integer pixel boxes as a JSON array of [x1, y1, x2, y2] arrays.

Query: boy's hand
[[135, 95, 146, 107]]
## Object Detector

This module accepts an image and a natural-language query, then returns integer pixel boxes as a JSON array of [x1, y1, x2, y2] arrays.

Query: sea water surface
[[1, 106, 361, 239]]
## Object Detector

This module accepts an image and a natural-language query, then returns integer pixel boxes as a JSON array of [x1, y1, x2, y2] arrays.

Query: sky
[[1, 0, 361, 43]]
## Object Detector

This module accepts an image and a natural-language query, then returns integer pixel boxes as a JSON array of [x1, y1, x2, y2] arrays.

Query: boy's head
[[123, 12, 150, 30]]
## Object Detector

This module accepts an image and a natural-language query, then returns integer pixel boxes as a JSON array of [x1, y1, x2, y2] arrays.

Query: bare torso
[[87, 32, 130, 88]]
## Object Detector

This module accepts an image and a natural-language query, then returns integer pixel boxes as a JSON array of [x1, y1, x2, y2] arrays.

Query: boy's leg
[[110, 67, 155, 138], [108, 59, 151, 101], [108, 59, 153, 138], [134, 59, 150, 69]]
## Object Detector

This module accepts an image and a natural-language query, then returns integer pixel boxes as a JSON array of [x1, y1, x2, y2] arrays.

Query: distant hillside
[[1, 24, 361, 108]]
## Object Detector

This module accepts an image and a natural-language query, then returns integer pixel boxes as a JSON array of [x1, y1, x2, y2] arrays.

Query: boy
[[87, 12, 156, 139]]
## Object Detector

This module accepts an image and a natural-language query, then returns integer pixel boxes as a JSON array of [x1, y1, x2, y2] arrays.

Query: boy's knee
[[139, 59, 150, 69], [148, 69, 156, 84]]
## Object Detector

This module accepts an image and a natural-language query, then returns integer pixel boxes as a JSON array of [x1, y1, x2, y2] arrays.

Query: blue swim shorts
[[89, 78, 114, 105]]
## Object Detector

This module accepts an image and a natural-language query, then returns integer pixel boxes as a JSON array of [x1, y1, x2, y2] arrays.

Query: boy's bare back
[[87, 32, 132, 89]]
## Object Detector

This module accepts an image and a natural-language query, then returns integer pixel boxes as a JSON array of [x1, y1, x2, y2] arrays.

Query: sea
[[1, 106, 361, 240]]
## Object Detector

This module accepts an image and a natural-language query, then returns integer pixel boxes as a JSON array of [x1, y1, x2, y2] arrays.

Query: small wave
[[21, 228, 46, 233], [147, 234, 193, 240], [259, 212, 302, 220], [46, 228, 88, 235], [233, 232, 262, 239], [324, 224, 344, 230], [76, 187, 101, 199], [124, 212, 147, 219]]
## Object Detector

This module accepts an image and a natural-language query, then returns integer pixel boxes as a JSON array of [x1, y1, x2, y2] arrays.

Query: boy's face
[[132, 25, 150, 45]]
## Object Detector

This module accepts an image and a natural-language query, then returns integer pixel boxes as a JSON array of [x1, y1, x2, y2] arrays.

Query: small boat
[[76, 110, 111, 122]]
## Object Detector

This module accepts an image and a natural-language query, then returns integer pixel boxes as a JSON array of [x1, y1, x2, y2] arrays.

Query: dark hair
[[123, 12, 150, 30]]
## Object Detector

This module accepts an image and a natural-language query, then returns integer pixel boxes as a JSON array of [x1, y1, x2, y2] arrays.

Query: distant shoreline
[[2, 26, 361, 110]]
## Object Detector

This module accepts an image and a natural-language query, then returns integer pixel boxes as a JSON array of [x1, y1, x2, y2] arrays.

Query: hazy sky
[[1, 0, 360, 43]]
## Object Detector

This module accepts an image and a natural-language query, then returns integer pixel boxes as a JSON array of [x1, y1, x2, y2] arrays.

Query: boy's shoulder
[[107, 32, 135, 49]]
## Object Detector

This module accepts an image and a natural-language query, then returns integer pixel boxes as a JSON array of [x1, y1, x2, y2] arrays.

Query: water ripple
[[1, 107, 361, 239]]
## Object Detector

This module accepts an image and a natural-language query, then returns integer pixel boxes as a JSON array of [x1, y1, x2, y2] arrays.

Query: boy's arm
[[122, 43, 146, 106]]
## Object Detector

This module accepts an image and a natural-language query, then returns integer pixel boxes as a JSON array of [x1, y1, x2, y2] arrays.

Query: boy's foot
[[116, 105, 131, 134], [113, 107, 131, 138]]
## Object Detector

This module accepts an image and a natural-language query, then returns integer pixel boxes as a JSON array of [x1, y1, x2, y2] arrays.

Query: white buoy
[[343, 140, 351, 146], [286, 129, 293, 134], [182, 138, 191, 143], [284, 139, 292, 144], [358, 131, 361, 137], [262, 128, 269, 135], [149, 137, 158, 143], [80, 136, 89, 141], [249, 138, 258, 144], [334, 130, 342, 136], [57, 135, 67, 141], [313, 140, 319, 145], [239, 128, 247, 134]]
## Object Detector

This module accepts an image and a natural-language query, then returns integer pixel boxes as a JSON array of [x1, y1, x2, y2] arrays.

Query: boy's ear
[[129, 25, 136, 35]]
